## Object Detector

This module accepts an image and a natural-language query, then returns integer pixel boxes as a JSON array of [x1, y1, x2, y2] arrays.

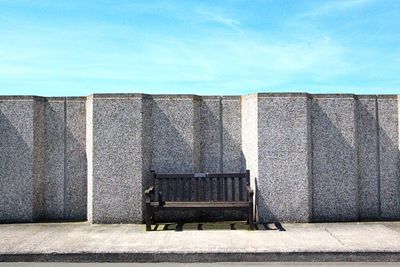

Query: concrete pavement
[[1, 221, 400, 262]]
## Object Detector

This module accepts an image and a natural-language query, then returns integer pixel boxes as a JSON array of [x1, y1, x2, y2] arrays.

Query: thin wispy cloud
[[299, 0, 374, 17], [196, 8, 242, 33]]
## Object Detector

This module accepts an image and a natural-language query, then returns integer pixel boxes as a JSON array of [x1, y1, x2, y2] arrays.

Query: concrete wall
[[0, 96, 87, 223], [0, 93, 399, 223], [257, 93, 312, 223], [87, 94, 148, 223], [311, 95, 358, 221]]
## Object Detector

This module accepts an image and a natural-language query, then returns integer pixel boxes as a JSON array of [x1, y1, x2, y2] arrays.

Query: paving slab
[[0, 222, 400, 262]]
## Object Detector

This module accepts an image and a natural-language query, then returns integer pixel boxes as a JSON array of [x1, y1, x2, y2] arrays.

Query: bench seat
[[150, 201, 250, 209]]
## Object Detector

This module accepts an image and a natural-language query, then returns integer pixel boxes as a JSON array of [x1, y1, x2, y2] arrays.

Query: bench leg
[[145, 203, 152, 231], [249, 202, 254, 230]]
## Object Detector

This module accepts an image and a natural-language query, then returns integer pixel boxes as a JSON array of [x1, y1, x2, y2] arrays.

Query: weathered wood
[[155, 172, 248, 179], [231, 177, 235, 201], [239, 177, 243, 201], [150, 201, 250, 209], [224, 177, 228, 201], [144, 170, 254, 230]]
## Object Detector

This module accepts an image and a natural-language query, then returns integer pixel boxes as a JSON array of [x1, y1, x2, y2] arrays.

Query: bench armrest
[[247, 185, 254, 197], [145, 186, 155, 202], [145, 186, 154, 195]]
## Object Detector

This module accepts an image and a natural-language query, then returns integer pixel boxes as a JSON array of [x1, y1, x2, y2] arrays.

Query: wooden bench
[[145, 170, 255, 230]]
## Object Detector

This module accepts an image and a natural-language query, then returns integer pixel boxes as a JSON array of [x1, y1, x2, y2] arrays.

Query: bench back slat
[[152, 171, 249, 202]]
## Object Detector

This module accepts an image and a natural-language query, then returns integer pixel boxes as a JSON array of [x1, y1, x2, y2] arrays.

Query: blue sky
[[0, 0, 399, 96]]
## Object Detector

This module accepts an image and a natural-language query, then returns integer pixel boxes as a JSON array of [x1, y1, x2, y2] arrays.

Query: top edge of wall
[[0, 93, 398, 101], [0, 96, 86, 101], [91, 93, 151, 99], [257, 92, 310, 98]]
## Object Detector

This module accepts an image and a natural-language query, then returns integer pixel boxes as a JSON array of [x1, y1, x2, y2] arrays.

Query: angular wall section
[[151, 95, 201, 173], [87, 94, 148, 223], [222, 96, 244, 172], [257, 94, 312, 222], [357, 96, 380, 219], [378, 96, 400, 219], [40, 98, 65, 220], [0, 97, 37, 222], [201, 96, 222, 172], [65, 97, 87, 220], [312, 95, 358, 221]]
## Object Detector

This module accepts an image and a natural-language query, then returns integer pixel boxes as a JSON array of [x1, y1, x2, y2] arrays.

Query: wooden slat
[[160, 178, 164, 202], [224, 177, 228, 201], [174, 178, 178, 201], [166, 178, 170, 201], [238, 176, 243, 201], [203, 177, 207, 201], [231, 177, 235, 201], [210, 177, 214, 201], [181, 178, 185, 201], [188, 177, 193, 201], [195, 177, 199, 201], [217, 177, 222, 201]]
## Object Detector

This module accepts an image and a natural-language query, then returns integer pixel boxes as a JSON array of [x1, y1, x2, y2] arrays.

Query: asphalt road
[[1, 263, 400, 267]]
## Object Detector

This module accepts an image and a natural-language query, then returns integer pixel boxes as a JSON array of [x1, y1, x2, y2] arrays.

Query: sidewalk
[[1, 221, 400, 262]]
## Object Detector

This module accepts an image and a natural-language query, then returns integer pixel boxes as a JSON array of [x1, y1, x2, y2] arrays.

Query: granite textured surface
[[357, 96, 380, 219], [377, 96, 400, 219], [0, 98, 36, 222], [141, 96, 153, 199], [241, 94, 258, 182], [241, 94, 258, 220], [65, 98, 87, 220], [32, 98, 46, 220], [41, 99, 65, 220], [312, 96, 358, 221], [86, 95, 94, 223], [257, 94, 311, 222], [151, 95, 200, 173], [89, 95, 145, 223], [200, 97, 222, 172], [221, 97, 244, 172]]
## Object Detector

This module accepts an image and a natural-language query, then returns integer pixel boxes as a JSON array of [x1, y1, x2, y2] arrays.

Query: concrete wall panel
[[221, 97, 244, 172], [88, 94, 145, 223], [257, 94, 311, 222], [65, 97, 87, 220], [378, 96, 400, 219], [357, 96, 380, 219], [201, 97, 222, 172], [41, 99, 65, 220], [312, 96, 358, 221], [151, 95, 200, 173], [0, 97, 36, 222]]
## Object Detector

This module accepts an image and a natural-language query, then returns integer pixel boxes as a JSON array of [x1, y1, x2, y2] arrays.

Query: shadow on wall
[[377, 99, 400, 219], [357, 100, 380, 219], [0, 99, 87, 223], [37, 100, 88, 222], [257, 97, 399, 223], [150, 100, 195, 173], [0, 109, 34, 222], [311, 98, 400, 222], [311, 99, 358, 221]]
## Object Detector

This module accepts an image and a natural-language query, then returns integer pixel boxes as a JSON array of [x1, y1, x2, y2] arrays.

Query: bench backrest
[[150, 170, 250, 202]]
